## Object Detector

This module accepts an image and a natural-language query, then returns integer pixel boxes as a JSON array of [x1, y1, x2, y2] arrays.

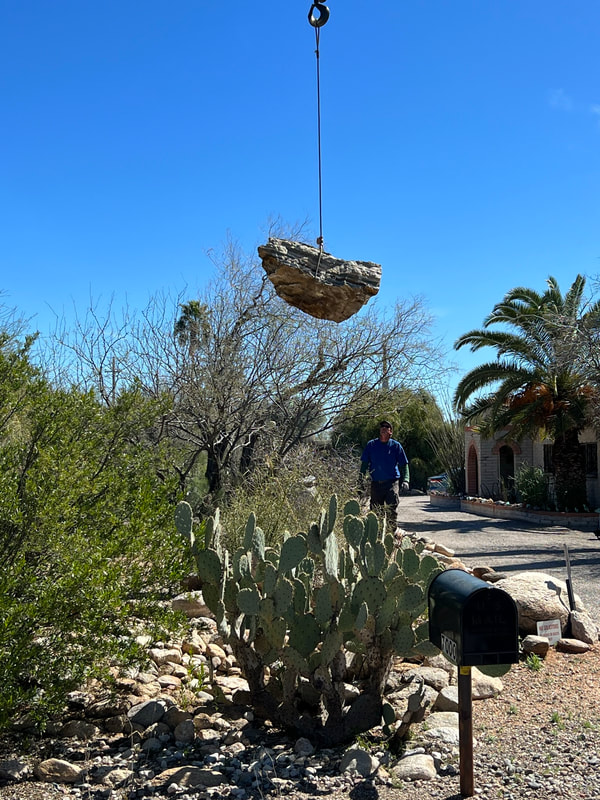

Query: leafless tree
[[45, 236, 450, 508]]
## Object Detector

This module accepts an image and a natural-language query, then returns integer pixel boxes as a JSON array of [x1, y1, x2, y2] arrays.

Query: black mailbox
[[428, 569, 519, 666]]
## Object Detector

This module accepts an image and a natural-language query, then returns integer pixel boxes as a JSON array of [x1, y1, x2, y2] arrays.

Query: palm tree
[[454, 275, 600, 511], [174, 300, 210, 356]]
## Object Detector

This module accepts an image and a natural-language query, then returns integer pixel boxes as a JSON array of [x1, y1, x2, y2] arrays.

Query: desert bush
[[218, 443, 359, 552], [514, 463, 551, 509], [0, 379, 190, 728]]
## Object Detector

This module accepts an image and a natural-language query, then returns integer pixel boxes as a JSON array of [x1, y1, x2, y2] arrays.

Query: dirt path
[[397, 493, 600, 622]]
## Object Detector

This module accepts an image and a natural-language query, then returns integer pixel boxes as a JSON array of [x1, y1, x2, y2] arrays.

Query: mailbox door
[[462, 588, 519, 665]]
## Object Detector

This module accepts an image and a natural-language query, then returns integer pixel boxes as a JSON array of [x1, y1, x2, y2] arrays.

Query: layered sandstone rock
[[258, 237, 381, 322]]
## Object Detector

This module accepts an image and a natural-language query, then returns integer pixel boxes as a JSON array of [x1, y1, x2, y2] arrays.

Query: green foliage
[[334, 387, 447, 491], [514, 463, 551, 509], [455, 275, 600, 510], [525, 652, 543, 671], [218, 443, 358, 552], [0, 331, 189, 727], [426, 414, 466, 496], [177, 495, 444, 745]]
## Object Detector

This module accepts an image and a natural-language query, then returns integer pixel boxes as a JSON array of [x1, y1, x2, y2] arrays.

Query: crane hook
[[308, 2, 329, 27]]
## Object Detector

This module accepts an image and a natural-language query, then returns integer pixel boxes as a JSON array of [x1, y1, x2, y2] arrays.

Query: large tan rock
[[34, 758, 84, 783], [494, 572, 582, 635], [258, 238, 381, 322]]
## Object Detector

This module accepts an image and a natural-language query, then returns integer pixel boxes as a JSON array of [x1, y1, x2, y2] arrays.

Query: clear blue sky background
[[2, 1, 599, 396]]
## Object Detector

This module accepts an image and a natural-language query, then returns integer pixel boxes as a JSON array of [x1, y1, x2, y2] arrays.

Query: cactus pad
[[273, 577, 294, 617], [321, 629, 343, 664], [201, 582, 220, 614], [265, 617, 287, 650], [400, 547, 420, 577], [355, 600, 369, 630], [174, 501, 193, 541], [292, 578, 307, 615], [306, 523, 322, 555], [352, 576, 386, 614], [194, 548, 222, 585], [326, 494, 337, 535], [237, 586, 260, 615], [263, 562, 278, 596], [288, 614, 321, 658], [323, 533, 339, 580], [279, 535, 308, 574], [243, 512, 256, 551], [397, 584, 424, 613], [382, 701, 396, 726], [343, 499, 361, 516], [419, 554, 442, 582], [343, 515, 364, 550], [315, 583, 334, 627], [393, 625, 415, 655]]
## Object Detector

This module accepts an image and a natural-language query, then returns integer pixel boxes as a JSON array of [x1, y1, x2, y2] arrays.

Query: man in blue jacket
[[360, 420, 410, 528]]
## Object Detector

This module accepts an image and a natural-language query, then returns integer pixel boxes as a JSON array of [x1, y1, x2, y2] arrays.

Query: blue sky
[[2, 1, 599, 396]]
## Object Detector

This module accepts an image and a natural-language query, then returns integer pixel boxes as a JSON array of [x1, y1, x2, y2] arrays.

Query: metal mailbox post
[[428, 569, 519, 797]]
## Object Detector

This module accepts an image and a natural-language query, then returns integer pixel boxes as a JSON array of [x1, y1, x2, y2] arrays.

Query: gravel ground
[[3, 650, 599, 800], [397, 494, 600, 623]]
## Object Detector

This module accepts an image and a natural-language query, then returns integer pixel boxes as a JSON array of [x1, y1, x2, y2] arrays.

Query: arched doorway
[[467, 445, 478, 495]]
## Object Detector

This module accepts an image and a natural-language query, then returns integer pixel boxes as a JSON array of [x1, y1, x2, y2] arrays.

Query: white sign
[[536, 619, 561, 644]]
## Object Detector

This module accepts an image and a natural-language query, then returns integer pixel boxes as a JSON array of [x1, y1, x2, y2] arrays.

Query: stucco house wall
[[465, 426, 600, 510]]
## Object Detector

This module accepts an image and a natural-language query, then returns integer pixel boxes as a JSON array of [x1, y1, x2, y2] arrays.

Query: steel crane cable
[[308, 3, 329, 271]]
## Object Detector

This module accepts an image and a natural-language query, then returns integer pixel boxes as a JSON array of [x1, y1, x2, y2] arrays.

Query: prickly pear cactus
[[176, 496, 443, 746]]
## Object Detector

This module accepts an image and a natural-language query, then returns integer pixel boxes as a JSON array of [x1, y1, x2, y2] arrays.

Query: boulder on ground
[[494, 572, 582, 635]]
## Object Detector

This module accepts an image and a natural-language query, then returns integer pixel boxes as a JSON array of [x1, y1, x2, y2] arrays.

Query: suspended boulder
[[258, 238, 381, 323]]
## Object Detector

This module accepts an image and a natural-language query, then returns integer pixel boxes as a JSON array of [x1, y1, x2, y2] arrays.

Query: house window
[[544, 442, 598, 477], [580, 443, 598, 478], [543, 444, 554, 474]]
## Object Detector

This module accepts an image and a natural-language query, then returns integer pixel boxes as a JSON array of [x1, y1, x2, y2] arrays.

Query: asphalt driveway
[[397, 494, 600, 623]]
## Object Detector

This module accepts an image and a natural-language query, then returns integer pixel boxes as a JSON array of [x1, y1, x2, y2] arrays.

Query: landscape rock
[[434, 685, 459, 712], [392, 752, 437, 781], [258, 238, 381, 322], [494, 572, 582, 634], [152, 765, 227, 788], [522, 634, 551, 656], [294, 737, 315, 756], [339, 747, 379, 776], [422, 711, 459, 730], [570, 609, 599, 643], [472, 668, 503, 699], [172, 591, 214, 618], [401, 666, 450, 691], [433, 543, 455, 558], [0, 758, 30, 780], [127, 698, 169, 728], [59, 719, 101, 739], [148, 646, 182, 665], [556, 637, 592, 653], [34, 758, 85, 783]]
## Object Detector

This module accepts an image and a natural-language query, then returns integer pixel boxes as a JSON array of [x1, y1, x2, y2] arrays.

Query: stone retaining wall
[[429, 493, 600, 530]]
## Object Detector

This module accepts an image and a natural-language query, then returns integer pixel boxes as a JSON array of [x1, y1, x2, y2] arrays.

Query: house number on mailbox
[[440, 633, 458, 664]]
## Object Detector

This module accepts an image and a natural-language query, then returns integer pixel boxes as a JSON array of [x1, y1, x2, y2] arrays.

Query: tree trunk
[[553, 430, 587, 511]]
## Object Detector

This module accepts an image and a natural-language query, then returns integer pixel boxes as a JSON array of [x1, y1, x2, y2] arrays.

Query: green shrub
[[514, 463, 551, 509], [0, 386, 191, 728], [218, 443, 358, 552]]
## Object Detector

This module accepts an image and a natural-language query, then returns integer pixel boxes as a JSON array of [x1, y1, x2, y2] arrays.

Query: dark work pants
[[370, 479, 400, 527]]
